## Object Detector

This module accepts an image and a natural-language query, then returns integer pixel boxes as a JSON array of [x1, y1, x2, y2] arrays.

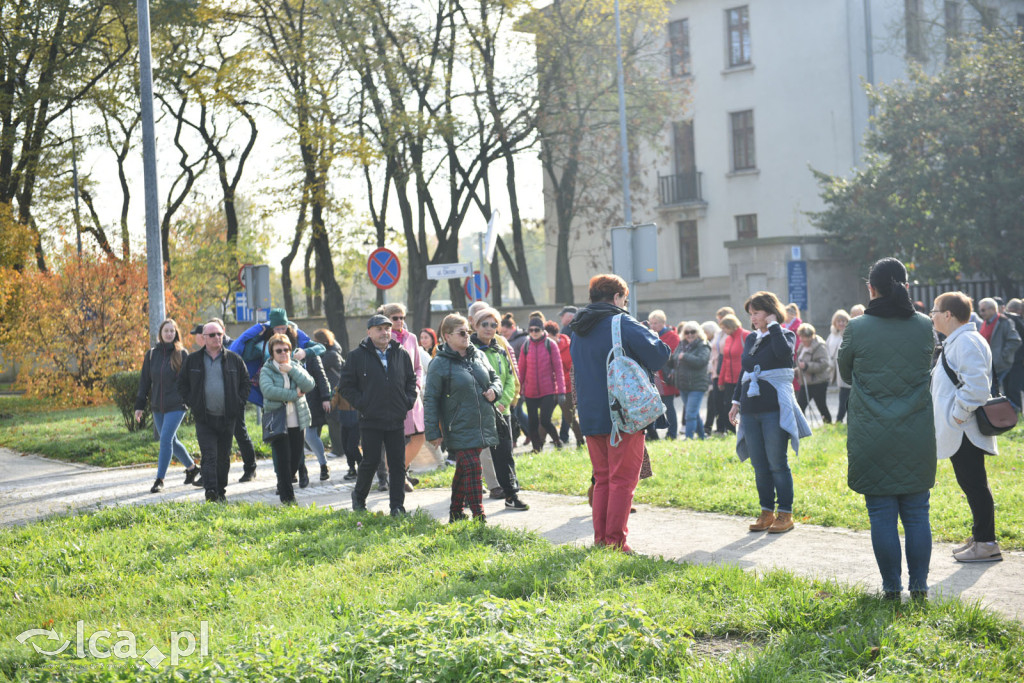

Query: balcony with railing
[[658, 171, 703, 206]]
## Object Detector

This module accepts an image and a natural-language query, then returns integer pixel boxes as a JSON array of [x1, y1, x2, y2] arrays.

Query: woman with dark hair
[[518, 311, 566, 452], [728, 291, 811, 535], [259, 333, 316, 504], [135, 319, 202, 493], [839, 257, 936, 600], [419, 328, 437, 358], [931, 291, 1002, 563], [570, 274, 670, 552]]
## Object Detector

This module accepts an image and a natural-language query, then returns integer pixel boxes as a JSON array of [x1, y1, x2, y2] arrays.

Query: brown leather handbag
[[940, 349, 1018, 436]]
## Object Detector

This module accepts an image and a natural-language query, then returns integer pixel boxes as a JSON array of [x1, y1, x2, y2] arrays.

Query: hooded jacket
[[569, 302, 670, 436], [424, 343, 501, 450], [472, 333, 517, 415]]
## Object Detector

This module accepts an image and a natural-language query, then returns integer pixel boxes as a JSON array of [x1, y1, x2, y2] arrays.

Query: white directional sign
[[426, 262, 473, 280]]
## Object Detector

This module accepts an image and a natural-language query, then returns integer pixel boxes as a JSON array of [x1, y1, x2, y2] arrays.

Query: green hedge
[[106, 371, 150, 433]]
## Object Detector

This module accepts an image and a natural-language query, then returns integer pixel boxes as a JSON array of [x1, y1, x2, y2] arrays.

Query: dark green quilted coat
[[837, 312, 936, 496]]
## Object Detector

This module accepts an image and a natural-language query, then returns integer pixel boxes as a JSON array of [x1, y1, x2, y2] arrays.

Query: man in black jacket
[[178, 321, 250, 502], [338, 314, 417, 515]]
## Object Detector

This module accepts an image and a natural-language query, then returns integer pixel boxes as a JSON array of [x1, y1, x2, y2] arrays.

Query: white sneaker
[[953, 541, 1002, 563]]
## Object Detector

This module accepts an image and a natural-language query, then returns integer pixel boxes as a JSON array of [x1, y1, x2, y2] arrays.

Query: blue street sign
[[788, 260, 808, 312], [464, 271, 490, 301], [367, 248, 401, 290]]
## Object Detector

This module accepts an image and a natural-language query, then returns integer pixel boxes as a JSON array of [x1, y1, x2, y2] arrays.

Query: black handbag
[[939, 347, 1018, 436], [262, 406, 288, 442]]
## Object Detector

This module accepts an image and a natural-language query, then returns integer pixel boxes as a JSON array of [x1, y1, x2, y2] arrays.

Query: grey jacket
[[985, 315, 1022, 375]]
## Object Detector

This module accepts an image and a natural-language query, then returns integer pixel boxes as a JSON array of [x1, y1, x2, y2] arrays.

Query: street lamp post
[[137, 0, 165, 342]]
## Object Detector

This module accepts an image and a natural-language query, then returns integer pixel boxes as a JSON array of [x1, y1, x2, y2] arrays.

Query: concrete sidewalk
[[2, 447, 1021, 621]]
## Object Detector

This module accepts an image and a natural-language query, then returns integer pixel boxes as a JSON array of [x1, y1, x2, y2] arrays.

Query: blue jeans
[[304, 426, 327, 466], [152, 410, 194, 479], [742, 411, 793, 513], [864, 490, 932, 593], [683, 391, 705, 439], [661, 395, 678, 438]]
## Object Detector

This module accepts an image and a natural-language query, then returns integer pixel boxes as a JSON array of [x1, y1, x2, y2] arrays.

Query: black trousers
[[718, 383, 737, 434], [797, 382, 832, 423], [836, 387, 851, 423], [270, 426, 305, 502], [704, 385, 720, 431], [525, 395, 559, 450], [490, 413, 519, 496], [354, 427, 406, 510], [950, 433, 996, 542], [196, 416, 234, 498], [234, 413, 257, 472]]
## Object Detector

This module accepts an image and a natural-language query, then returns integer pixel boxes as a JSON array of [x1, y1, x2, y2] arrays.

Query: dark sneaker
[[238, 470, 256, 483], [390, 507, 407, 517], [351, 490, 366, 512], [505, 496, 529, 511], [488, 487, 505, 500], [150, 479, 164, 494], [404, 478, 414, 493], [343, 469, 358, 481], [405, 471, 420, 486], [378, 480, 388, 492], [320, 464, 330, 481], [205, 490, 219, 503], [183, 468, 199, 486], [299, 467, 310, 489]]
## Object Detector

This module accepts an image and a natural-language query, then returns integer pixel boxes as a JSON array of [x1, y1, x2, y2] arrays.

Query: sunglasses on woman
[[273, 347, 291, 355], [478, 321, 498, 329]]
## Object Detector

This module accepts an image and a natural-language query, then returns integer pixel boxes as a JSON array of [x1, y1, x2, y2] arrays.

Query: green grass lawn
[[0, 395, 271, 468], [417, 425, 1024, 550], [2, 504, 1023, 682]]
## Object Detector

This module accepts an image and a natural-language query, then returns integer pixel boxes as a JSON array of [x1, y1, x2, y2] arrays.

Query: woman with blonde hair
[[425, 313, 502, 522], [826, 310, 851, 422], [670, 321, 711, 440], [135, 319, 202, 493], [259, 333, 316, 504], [796, 323, 832, 423]]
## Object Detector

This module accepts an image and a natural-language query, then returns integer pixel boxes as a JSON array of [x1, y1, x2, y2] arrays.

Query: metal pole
[[137, 0, 165, 342], [477, 232, 485, 302], [613, 0, 632, 228], [614, 0, 637, 319], [863, 0, 875, 121], [70, 106, 82, 257]]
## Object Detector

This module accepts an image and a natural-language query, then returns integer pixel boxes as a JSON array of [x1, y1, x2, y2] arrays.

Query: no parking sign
[[464, 271, 490, 301], [367, 248, 401, 290]]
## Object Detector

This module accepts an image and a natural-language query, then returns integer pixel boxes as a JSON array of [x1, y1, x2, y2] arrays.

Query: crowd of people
[[133, 257, 1019, 598]]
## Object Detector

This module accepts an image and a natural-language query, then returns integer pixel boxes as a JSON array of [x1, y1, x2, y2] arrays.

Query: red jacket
[[718, 328, 750, 387], [517, 336, 566, 399], [555, 333, 573, 391], [656, 327, 681, 396]]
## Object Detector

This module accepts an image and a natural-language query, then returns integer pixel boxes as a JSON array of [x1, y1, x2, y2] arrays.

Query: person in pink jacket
[[518, 313, 566, 452], [379, 303, 425, 490]]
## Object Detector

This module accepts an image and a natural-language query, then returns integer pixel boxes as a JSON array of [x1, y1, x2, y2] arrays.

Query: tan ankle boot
[[749, 510, 775, 532], [768, 512, 794, 534]]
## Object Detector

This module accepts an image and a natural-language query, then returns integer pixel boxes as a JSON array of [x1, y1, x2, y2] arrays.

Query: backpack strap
[[611, 314, 624, 357], [939, 345, 963, 389]]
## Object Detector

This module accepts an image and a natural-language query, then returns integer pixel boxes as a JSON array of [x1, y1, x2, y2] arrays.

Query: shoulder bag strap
[[611, 314, 624, 358], [939, 345, 963, 389]]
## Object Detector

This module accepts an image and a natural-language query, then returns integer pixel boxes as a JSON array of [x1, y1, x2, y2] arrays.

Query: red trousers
[[586, 430, 645, 551]]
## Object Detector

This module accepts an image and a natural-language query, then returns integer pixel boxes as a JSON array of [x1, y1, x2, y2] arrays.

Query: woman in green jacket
[[259, 333, 316, 504], [472, 307, 529, 511], [424, 314, 502, 522], [838, 257, 936, 601]]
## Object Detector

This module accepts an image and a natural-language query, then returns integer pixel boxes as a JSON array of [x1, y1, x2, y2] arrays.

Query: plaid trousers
[[450, 448, 485, 519]]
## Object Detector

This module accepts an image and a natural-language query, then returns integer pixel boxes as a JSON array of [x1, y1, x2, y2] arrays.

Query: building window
[[668, 19, 690, 76], [678, 220, 699, 277], [905, 0, 925, 61], [730, 110, 756, 171], [726, 7, 751, 67], [735, 214, 758, 240], [980, 6, 999, 31]]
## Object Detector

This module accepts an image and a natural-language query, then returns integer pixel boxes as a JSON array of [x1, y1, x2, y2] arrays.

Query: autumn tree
[[812, 36, 1024, 297]]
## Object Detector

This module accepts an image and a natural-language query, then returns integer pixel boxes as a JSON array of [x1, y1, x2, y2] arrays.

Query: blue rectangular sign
[[787, 260, 808, 312]]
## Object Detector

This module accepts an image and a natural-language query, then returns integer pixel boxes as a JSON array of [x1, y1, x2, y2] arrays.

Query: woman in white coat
[[930, 291, 1001, 563]]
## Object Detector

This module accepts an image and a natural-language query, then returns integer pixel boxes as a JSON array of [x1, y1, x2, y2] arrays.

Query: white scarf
[[273, 360, 299, 428]]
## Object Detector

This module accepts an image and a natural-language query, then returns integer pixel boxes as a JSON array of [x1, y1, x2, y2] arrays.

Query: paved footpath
[[2, 447, 1022, 621]]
